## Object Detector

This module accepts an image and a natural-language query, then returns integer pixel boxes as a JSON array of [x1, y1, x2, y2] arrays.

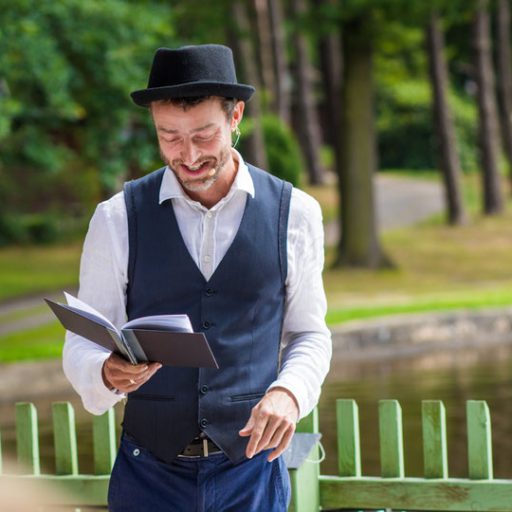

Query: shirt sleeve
[[267, 188, 332, 419], [62, 192, 129, 415]]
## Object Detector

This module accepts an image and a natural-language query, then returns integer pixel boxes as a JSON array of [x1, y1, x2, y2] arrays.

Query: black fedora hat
[[131, 44, 255, 107]]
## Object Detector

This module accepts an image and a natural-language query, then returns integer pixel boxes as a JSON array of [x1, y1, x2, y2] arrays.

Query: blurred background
[[1, 0, 512, 481]]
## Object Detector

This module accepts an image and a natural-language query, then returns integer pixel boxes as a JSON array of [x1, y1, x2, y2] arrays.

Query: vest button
[[205, 288, 215, 297], [200, 418, 208, 427], [200, 385, 208, 394], [202, 321, 211, 329]]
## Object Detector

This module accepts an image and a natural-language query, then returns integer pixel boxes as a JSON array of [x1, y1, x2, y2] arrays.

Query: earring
[[232, 125, 241, 148]]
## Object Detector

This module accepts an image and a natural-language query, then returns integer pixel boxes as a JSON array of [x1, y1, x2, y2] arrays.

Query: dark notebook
[[45, 292, 218, 369]]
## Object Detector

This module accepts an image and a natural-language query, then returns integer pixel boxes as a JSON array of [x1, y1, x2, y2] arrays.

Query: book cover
[[46, 293, 218, 369]]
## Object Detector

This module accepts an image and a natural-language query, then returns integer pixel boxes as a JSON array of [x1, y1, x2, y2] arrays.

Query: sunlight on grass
[[0, 321, 65, 362], [0, 243, 81, 301], [324, 206, 512, 325]]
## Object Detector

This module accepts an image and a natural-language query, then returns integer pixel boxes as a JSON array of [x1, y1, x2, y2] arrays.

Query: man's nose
[[181, 139, 200, 164]]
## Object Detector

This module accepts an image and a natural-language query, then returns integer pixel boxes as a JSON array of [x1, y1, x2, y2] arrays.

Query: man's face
[[151, 98, 243, 196]]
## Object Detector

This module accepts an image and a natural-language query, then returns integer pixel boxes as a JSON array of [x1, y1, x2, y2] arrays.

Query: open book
[[45, 292, 218, 368]]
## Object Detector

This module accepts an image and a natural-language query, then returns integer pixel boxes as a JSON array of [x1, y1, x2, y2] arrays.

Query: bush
[[240, 114, 304, 186], [0, 213, 61, 246], [377, 80, 478, 172]]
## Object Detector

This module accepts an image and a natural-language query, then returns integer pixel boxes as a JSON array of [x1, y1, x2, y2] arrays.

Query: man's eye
[[194, 133, 214, 143], [164, 137, 181, 144]]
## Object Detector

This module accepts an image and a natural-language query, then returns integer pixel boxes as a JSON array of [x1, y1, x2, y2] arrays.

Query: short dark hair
[[151, 96, 238, 120]]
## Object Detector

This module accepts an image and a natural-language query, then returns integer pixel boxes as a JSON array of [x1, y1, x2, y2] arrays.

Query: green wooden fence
[[1, 399, 511, 511]]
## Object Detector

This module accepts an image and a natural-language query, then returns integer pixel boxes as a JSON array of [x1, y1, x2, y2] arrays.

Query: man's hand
[[102, 353, 162, 394], [239, 387, 299, 462]]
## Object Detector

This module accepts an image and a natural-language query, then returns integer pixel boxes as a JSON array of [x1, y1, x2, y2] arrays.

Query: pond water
[[319, 341, 512, 478], [2, 340, 512, 479]]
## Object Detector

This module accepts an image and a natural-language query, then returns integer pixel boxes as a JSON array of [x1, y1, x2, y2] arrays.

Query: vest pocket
[[230, 392, 265, 402], [129, 394, 176, 401]]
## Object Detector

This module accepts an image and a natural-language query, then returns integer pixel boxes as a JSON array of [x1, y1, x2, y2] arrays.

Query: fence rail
[[1, 399, 511, 511]]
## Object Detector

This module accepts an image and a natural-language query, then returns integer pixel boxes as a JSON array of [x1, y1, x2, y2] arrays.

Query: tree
[[496, 0, 512, 193], [0, 0, 172, 215], [426, 10, 466, 225], [229, 1, 268, 169], [253, 0, 275, 100], [289, 0, 326, 185], [268, 0, 292, 125], [473, 0, 504, 214], [336, 12, 391, 267]]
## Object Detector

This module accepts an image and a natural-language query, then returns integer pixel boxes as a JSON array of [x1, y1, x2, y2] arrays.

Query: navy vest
[[122, 164, 292, 464]]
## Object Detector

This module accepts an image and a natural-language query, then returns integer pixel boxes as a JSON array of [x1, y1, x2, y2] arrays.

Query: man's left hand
[[239, 387, 299, 462]]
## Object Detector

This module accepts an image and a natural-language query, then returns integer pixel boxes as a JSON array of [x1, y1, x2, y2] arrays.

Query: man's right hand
[[102, 353, 162, 393]]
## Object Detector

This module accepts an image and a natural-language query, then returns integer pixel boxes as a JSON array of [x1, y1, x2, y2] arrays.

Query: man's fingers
[[267, 424, 295, 462], [239, 413, 255, 436], [245, 417, 267, 458], [107, 354, 149, 374], [240, 389, 300, 459], [265, 422, 288, 450], [254, 415, 280, 454], [103, 354, 162, 392]]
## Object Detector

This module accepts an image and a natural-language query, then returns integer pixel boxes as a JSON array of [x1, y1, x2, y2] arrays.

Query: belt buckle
[[177, 434, 211, 459]]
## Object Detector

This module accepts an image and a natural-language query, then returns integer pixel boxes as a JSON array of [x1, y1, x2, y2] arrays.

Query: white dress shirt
[[62, 153, 332, 420]]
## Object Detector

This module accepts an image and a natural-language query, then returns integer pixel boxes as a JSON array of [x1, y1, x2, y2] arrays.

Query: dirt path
[[324, 174, 443, 246]]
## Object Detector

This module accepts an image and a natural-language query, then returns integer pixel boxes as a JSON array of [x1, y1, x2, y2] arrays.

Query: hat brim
[[131, 81, 255, 107]]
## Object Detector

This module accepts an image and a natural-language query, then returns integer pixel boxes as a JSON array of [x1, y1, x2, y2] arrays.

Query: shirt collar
[[158, 150, 255, 204]]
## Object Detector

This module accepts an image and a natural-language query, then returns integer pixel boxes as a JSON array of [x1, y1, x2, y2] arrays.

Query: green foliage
[[240, 115, 304, 186], [262, 115, 304, 186], [0, 213, 59, 246], [0, 0, 171, 241], [373, 20, 478, 172], [377, 79, 478, 171]]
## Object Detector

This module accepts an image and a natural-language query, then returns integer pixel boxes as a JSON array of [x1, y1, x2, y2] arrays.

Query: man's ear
[[231, 101, 245, 130]]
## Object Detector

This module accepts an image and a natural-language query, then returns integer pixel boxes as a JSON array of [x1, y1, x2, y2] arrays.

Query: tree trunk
[[290, 0, 325, 185], [268, 0, 291, 125], [473, 0, 504, 214], [335, 15, 391, 268], [317, 0, 343, 153], [253, 0, 275, 101], [426, 10, 466, 225], [229, 1, 268, 170], [496, 0, 512, 192]]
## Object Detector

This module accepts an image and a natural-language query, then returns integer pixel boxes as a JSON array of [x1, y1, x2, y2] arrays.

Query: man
[[63, 44, 331, 511]]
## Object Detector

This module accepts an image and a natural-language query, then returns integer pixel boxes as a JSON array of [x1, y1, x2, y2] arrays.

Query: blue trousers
[[108, 434, 291, 511]]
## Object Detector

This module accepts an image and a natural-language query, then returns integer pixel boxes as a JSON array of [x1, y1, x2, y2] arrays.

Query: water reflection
[[319, 342, 512, 478]]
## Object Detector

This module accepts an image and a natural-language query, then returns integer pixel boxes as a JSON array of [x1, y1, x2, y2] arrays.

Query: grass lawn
[[0, 321, 65, 362], [0, 243, 81, 302], [322, 172, 512, 324]]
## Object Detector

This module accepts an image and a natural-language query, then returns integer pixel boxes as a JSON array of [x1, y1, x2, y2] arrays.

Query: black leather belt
[[178, 434, 223, 458]]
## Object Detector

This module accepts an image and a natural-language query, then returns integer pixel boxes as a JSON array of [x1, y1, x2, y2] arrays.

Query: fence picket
[[379, 400, 404, 478], [0, 430, 2, 475], [337, 399, 361, 477], [467, 400, 493, 480], [422, 400, 448, 479], [4, 399, 512, 510], [53, 402, 79, 475], [15, 402, 40, 475], [93, 408, 117, 475]]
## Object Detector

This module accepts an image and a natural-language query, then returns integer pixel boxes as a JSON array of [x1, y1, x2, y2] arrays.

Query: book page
[[64, 292, 116, 330], [123, 314, 193, 333]]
